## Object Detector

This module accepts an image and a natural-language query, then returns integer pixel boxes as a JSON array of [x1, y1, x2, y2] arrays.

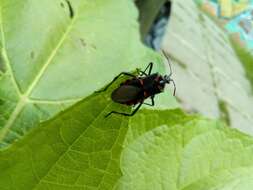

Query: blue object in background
[[225, 7, 253, 49]]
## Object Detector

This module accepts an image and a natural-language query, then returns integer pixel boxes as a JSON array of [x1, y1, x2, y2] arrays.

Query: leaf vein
[[31, 101, 113, 189], [0, 7, 22, 96], [0, 8, 78, 143]]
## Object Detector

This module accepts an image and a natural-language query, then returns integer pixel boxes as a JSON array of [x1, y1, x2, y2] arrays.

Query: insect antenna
[[162, 50, 172, 77], [170, 79, 176, 96], [162, 50, 176, 96]]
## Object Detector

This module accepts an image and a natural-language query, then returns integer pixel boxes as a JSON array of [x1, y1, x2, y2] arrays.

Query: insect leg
[[96, 72, 136, 93], [143, 96, 155, 106], [105, 102, 143, 117], [140, 62, 153, 76], [138, 71, 148, 76]]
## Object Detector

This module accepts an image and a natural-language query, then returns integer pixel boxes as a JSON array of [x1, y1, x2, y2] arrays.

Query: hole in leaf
[[91, 44, 97, 50], [30, 51, 35, 59], [60, 2, 65, 8], [80, 38, 87, 47], [65, 0, 74, 19]]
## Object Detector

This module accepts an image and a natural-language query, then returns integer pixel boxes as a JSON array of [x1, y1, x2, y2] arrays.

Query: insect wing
[[111, 85, 142, 103]]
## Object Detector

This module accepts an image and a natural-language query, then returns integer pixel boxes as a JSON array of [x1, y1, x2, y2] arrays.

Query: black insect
[[97, 51, 176, 117]]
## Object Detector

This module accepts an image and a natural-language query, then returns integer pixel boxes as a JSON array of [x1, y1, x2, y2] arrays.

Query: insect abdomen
[[111, 85, 142, 104]]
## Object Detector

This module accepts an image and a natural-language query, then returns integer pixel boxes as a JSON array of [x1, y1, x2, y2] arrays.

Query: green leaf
[[117, 120, 253, 190], [124, 108, 198, 145], [0, 79, 179, 190], [0, 0, 167, 147], [1, 85, 253, 189], [0, 86, 132, 189]]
